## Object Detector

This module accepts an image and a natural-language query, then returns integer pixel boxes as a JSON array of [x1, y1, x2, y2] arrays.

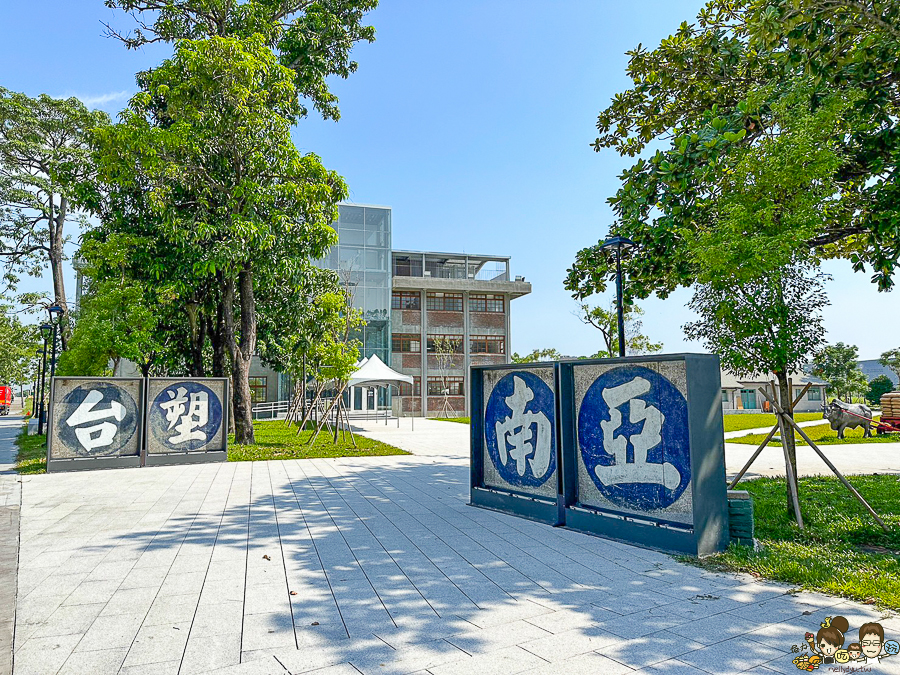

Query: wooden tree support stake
[[728, 383, 811, 489], [759, 389, 889, 533]]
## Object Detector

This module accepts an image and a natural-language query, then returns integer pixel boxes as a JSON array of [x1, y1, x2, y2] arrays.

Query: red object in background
[[0, 386, 10, 416]]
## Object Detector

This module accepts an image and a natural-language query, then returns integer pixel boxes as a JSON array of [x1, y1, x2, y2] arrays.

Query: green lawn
[[730, 418, 896, 446], [694, 475, 900, 610], [14, 420, 407, 474], [434, 417, 470, 424], [227, 420, 408, 462], [16, 429, 46, 474], [723, 412, 823, 433]]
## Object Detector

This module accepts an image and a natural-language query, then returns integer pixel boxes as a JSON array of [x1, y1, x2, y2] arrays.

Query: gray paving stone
[[427, 645, 547, 675], [56, 646, 128, 675], [598, 634, 705, 669], [520, 650, 635, 675], [73, 612, 145, 652], [12, 633, 81, 675], [675, 636, 791, 673], [180, 632, 243, 673]]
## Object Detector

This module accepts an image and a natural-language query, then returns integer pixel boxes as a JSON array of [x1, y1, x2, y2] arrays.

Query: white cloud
[[69, 90, 131, 108]]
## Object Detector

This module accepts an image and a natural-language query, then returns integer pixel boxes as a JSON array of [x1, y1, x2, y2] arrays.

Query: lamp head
[[40, 324, 52, 335], [47, 304, 64, 317], [600, 235, 637, 254]]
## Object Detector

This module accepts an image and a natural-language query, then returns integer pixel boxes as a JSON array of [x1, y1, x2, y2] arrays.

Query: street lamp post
[[32, 350, 41, 420], [599, 236, 636, 358], [37, 324, 51, 435], [47, 304, 63, 385]]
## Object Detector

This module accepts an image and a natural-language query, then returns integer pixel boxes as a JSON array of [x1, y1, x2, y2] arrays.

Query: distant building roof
[[720, 371, 827, 390], [859, 359, 898, 386]]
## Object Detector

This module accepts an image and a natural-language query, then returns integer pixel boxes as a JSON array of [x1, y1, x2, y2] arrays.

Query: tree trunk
[[223, 267, 257, 445], [775, 370, 799, 519], [209, 300, 228, 378], [48, 196, 70, 351], [185, 302, 206, 377]]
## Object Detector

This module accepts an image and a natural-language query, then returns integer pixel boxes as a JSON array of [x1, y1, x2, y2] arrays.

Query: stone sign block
[[145, 378, 228, 465], [470, 354, 729, 556], [470, 363, 562, 525], [47, 377, 145, 472]]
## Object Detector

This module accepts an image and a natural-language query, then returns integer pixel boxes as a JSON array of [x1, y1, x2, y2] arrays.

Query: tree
[[104, 0, 377, 121], [56, 280, 162, 378], [879, 348, 900, 385], [567, 0, 900, 297], [0, 89, 109, 348], [812, 342, 869, 403], [0, 308, 39, 386], [867, 375, 895, 406], [91, 35, 346, 444], [576, 302, 663, 357], [684, 262, 829, 513], [510, 348, 562, 364]]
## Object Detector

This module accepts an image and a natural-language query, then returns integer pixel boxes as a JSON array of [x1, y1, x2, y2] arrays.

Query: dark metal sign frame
[[46, 376, 230, 473], [470, 353, 729, 556], [143, 377, 230, 466], [46, 377, 146, 473]]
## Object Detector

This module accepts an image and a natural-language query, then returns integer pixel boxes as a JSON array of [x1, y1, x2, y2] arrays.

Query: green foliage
[[811, 342, 869, 401], [577, 301, 662, 357], [56, 280, 161, 377], [0, 89, 109, 346], [15, 428, 46, 475], [879, 348, 900, 384], [228, 420, 406, 462], [867, 375, 895, 406], [510, 348, 562, 364], [684, 264, 829, 379], [567, 0, 900, 303], [104, 0, 378, 121], [0, 308, 39, 385], [698, 474, 900, 609]]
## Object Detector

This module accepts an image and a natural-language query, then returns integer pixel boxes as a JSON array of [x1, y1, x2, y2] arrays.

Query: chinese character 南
[[494, 375, 552, 478], [159, 387, 208, 444], [595, 376, 680, 490], [65, 389, 126, 452]]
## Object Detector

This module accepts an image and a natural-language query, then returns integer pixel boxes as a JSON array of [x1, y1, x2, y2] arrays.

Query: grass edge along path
[[690, 474, 900, 611], [228, 420, 408, 462], [730, 418, 893, 446], [434, 417, 470, 425], [16, 426, 46, 475], [15, 419, 408, 474]]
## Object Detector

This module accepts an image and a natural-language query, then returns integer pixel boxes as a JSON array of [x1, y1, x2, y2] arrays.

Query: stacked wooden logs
[[881, 392, 900, 419]]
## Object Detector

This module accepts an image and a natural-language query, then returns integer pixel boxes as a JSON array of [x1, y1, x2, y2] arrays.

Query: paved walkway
[[722, 419, 823, 440], [9, 419, 900, 674], [1, 410, 24, 675]]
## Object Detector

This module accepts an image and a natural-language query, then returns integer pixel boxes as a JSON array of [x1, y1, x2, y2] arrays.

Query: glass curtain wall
[[316, 205, 392, 406]]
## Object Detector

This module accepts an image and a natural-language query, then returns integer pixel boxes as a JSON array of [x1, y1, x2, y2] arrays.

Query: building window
[[469, 294, 504, 313], [391, 291, 420, 310], [427, 376, 465, 396], [426, 335, 464, 353], [398, 377, 421, 397], [721, 390, 729, 402], [426, 292, 463, 312], [470, 335, 505, 354], [249, 376, 268, 404], [808, 388, 822, 401], [391, 333, 421, 353]]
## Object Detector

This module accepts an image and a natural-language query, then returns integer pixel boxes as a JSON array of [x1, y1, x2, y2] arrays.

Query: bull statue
[[823, 399, 873, 439]]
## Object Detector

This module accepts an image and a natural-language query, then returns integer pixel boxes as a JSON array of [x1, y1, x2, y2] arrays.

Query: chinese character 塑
[[594, 376, 681, 490], [159, 387, 208, 444], [494, 376, 552, 478], [65, 389, 126, 452]]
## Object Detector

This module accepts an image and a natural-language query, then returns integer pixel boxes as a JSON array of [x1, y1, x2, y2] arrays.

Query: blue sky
[[2, 1, 896, 360]]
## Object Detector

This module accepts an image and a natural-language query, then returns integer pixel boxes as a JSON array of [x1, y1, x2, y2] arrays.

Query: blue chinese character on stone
[[149, 381, 223, 451], [484, 371, 556, 488], [579, 366, 690, 511]]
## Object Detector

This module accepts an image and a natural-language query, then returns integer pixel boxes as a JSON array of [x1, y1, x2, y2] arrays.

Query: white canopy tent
[[348, 354, 412, 388]]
